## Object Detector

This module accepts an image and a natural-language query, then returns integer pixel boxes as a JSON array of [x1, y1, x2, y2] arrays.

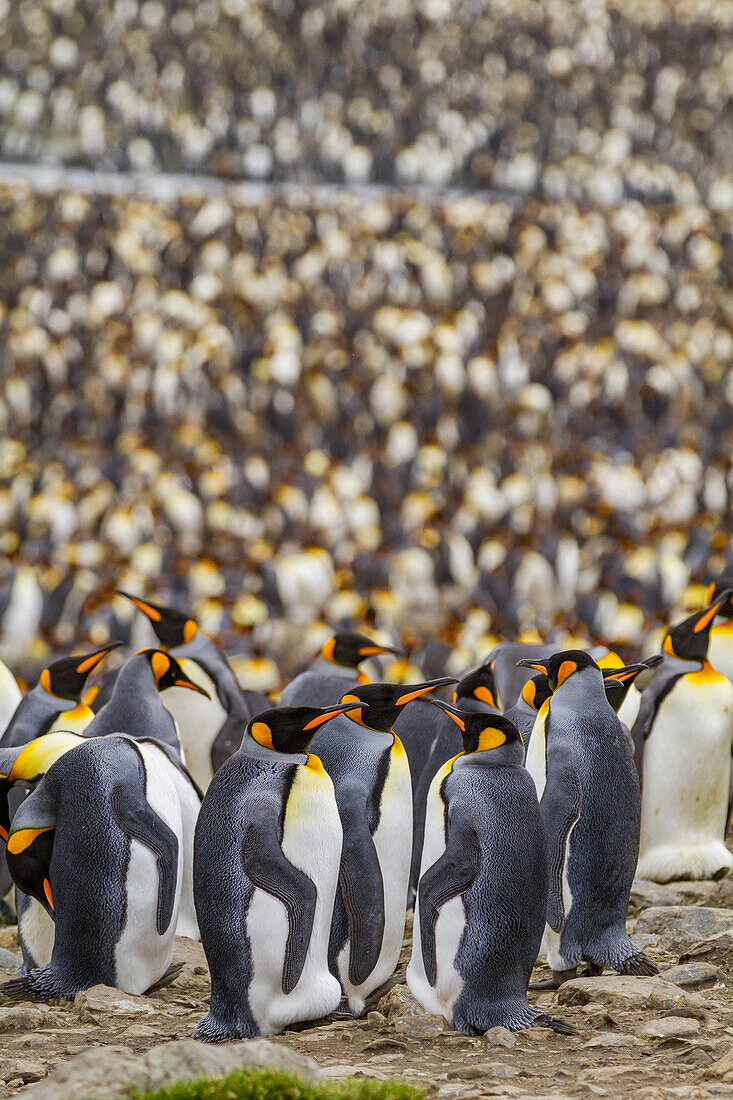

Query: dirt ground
[[3, 888, 733, 1100]]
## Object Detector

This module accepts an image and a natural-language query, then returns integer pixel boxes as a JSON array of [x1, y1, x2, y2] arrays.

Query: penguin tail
[[616, 952, 658, 977], [144, 962, 184, 995], [0, 967, 72, 1002]]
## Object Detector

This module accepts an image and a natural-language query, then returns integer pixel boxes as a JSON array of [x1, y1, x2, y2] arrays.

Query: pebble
[[635, 1016, 701, 1041]]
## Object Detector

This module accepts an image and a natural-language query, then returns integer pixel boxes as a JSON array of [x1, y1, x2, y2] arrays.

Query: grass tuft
[[132, 1068, 424, 1100]]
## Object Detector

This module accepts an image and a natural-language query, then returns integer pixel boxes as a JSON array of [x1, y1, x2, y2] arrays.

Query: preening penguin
[[194, 705, 352, 1041], [407, 705, 569, 1034], [117, 591, 254, 789], [633, 592, 733, 883], [0, 734, 189, 999], [519, 651, 657, 987], [317, 679, 451, 1016], [280, 632, 404, 707]]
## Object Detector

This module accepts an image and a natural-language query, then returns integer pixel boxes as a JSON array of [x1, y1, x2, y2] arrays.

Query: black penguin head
[[600, 656, 663, 711], [516, 649, 599, 692], [706, 576, 733, 619], [38, 642, 122, 702], [319, 631, 404, 671], [6, 822, 56, 918], [453, 663, 498, 709], [135, 649, 211, 697], [520, 673, 553, 712], [247, 703, 362, 755], [663, 590, 733, 662], [338, 677, 457, 732], [117, 590, 198, 649], [429, 699, 524, 755]]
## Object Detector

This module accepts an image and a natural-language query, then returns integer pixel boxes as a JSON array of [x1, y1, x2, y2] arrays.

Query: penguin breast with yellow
[[407, 707, 568, 1034], [0, 733, 188, 999], [194, 705, 352, 1041], [312, 679, 450, 1016], [634, 592, 733, 883]]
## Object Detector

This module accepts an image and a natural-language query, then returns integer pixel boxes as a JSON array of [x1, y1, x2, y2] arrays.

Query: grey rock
[[392, 1013, 444, 1039], [680, 933, 733, 974], [75, 986, 158, 1019], [0, 1005, 60, 1030], [635, 1016, 701, 1040], [662, 962, 728, 990], [632, 907, 733, 952], [0, 947, 21, 969], [629, 879, 729, 913], [558, 976, 708, 1017], [483, 1026, 517, 1049], [376, 984, 422, 1018]]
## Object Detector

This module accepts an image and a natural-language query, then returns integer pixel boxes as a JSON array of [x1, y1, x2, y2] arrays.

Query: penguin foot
[[332, 997, 363, 1019], [529, 968, 577, 991], [616, 952, 658, 977], [144, 962, 184, 994]]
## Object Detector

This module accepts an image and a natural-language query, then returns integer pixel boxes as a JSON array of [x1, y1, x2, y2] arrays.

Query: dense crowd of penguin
[[0, 577, 732, 1041]]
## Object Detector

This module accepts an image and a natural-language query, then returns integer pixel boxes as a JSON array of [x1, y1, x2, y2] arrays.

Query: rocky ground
[[5, 880, 733, 1099]]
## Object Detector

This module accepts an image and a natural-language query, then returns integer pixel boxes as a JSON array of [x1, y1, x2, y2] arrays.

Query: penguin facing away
[[320, 679, 453, 1015], [0, 734, 188, 999], [707, 576, 733, 685], [519, 651, 657, 987], [407, 705, 569, 1034], [280, 632, 404, 707], [633, 592, 733, 883], [116, 591, 253, 789], [194, 704, 354, 1041]]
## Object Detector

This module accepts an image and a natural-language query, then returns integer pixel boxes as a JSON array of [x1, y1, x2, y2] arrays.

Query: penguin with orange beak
[[280, 631, 405, 707]]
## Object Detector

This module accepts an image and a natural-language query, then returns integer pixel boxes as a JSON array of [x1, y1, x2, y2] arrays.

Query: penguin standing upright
[[407, 705, 568, 1034], [519, 651, 657, 987], [633, 592, 733, 883], [194, 705, 354, 1041], [0, 734, 189, 999], [315, 679, 451, 1014], [707, 576, 733, 685], [280, 632, 404, 707], [117, 592, 260, 789]]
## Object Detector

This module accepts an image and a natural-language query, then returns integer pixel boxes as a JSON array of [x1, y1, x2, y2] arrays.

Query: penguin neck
[[713, 619, 733, 637], [238, 736, 308, 767], [457, 742, 524, 768], [310, 656, 362, 679], [1, 684, 73, 746], [171, 632, 243, 708], [454, 696, 500, 715], [553, 668, 607, 704]]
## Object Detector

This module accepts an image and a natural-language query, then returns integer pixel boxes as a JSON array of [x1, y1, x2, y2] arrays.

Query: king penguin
[[633, 591, 733, 883], [0, 732, 191, 998], [117, 592, 265, 789], [280, 631, 404, 707], [504, 674, 553, 748], [519, 651, 657, 987], [315, 679, 453, 1015], [194, 704, 354, 1041], [707, 576, 733, 685], [407, 705, 569, 1034]]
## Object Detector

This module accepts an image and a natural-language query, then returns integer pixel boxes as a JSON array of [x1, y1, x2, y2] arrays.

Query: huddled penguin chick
[[633, 592, 733, 883], [280, 631, 404, 707], [117, 592, 257, 789], [0, 644, 121, 748], [519, 651, 657, 988], [0, 734, 192, 999], [321, 679, 452, 1015], [707, 576, 733, 685], [194, 705, 353, 1042], [407, 705, 570, 1034]]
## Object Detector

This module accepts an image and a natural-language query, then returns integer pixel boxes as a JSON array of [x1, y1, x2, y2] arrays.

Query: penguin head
[[135, 649, 211, 697], [600, 655, 662, 711], [453, 663, 498, 709], [516, 649, 599, 692], [706, 576, 733, 619], [320, 632, 405, 673], [117, 590, 198, 649], [39, 643, 122, 702], [429, 699, 524, 756], [663, 590, 733, 662], [338, 677, 458, 732], [0, 731, 85, 843], [520, 673, 553, 712], [247, 703, 363, 755]]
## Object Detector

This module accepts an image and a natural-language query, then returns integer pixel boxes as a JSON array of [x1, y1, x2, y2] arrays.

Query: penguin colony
[[0, 580, 732, 1041]]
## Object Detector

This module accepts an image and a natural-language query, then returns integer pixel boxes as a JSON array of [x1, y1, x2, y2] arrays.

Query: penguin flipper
[[338, 800, 385, 988], [418, 816, 481, 987], [211, 711, 247, 776], [241, 820, 317, 996], [110, 783, 179, 936], [541, 745, 582, 934]]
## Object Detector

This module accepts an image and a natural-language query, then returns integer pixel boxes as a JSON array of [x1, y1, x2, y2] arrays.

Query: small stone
[[361, 1038, 408, 1054], [392, 1013, 444, 1039], [364, 1011, 388, 1029], [0, 1061, 46, 1084], [558, 976, 708, 1018], [376, 984, 422, 1018], [662, 962, 727, 990], [635, 1016, 701, 1040], [0, 947, 21, 968], [632, 907, 733, 953], [585, 1032, 643, 1048], [483, 1026, 517, 1049], [580, 1002, 619, 1029], [75, 986, 158, 1019]]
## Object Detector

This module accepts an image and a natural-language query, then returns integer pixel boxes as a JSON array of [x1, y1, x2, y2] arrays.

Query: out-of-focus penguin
[[1, 734, 190, 998], [280, 631, 404, 707], [0, 659, 21, 736], [317, 680, 451, 1015], [519, 651, 657, 987], [707, 576, 733, 685], [633, 593, 733, 883], [194, 704, 354, 1041], [407, 705, 569, 1034]]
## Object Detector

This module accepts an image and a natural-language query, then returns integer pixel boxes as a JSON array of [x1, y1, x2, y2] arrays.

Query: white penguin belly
[[20, 897, 55, 968], [161, 662, 226, 790], [617, 685, 641, 730], [339, 743, 412, 1013], [524, 704, 548, 801], [0, 660, 21, 735], [246, 762, 342, 1036], [145, 743, 200, 941], [114, 744, 183, 993], [638, 673, 733, 883], [710, 627, 733, 686], [407, 764, 464, 1023]]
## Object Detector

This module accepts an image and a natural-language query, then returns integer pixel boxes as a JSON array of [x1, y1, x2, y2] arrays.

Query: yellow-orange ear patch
[[522, 680, 537, 708], [251, 721, 274, 749], [40, 669, 52, 694], [151, 651, 170, 682], [321, 637, 336, 662], [663, 635, 675, 656], [477, 728, 507, 751], [557, 660, 578, 686], [7, 826, 54, 856], [183, 620, 198, 643], [473, 686, 495, 706]]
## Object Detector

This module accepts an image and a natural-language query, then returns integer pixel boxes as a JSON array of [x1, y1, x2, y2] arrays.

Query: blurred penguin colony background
[[0, 1, 732, 685]]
